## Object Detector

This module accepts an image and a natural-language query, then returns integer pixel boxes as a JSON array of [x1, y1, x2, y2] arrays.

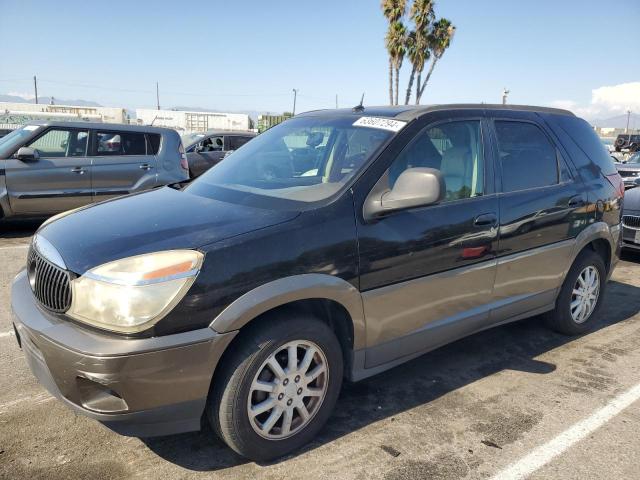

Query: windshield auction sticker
[[353, 116, 407, 132]]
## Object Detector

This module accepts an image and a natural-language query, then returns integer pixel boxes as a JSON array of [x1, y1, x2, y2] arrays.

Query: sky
[[1, 0, 639, 121]]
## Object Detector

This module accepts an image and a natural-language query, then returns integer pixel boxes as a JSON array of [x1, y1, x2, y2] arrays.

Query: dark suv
[[615, 133, 640, 152], [0, 121, 189, 220], [11, 105, 623, 461]]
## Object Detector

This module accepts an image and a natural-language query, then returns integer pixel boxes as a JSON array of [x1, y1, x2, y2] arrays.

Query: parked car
[[615, 152, 640, 189], [614, 133, 640, 152], [12, 105, 623, 461], [0, 121, 189, 220], [622, 186, 640, 251], [182, 130, 256, 177]]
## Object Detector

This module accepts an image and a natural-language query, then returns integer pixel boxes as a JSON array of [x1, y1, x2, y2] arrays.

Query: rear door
[[90, 129, 157, 201], [489, 112, 588, 321], [5, 126, 91, 215]]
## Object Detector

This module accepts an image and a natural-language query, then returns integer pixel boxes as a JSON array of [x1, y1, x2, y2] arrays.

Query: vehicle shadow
[[621, 249, 640, 264], [142, 278, 640, 471], [0, 218, 43, 241]]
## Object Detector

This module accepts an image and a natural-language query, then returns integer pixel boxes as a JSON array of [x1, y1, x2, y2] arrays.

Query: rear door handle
[[474, 213, 498, 227], [70, 167, 86, 174], [139, 163, 153, 170]]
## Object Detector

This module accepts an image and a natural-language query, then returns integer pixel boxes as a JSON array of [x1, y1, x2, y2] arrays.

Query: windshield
[[0, 125, 41, 153], [181, 133, 206, 148], [186, 115, 396, 205], [628, 152, 640, 164]]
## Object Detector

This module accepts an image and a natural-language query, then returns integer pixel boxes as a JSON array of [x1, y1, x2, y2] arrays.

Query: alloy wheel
[[570, 265, 600, 324]]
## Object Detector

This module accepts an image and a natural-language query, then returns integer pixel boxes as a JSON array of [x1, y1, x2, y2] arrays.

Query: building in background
[[135, 109, 253, 133], [0, 102, 126, 130], [257, 113, 292, 133]]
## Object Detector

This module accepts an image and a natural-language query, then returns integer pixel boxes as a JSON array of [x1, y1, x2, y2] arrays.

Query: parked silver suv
[[0, 121, 189, 219]]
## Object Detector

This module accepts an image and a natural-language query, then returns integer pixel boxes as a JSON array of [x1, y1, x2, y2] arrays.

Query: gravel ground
[[1, 219, 639, 480]]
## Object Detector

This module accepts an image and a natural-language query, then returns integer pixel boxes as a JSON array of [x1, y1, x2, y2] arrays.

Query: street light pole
[[502, 87, 509, 105], [626, 109, 631, 135], [292, 89, 298, 116], [33, 75, 38, 104], [156, 82, 161, 110]]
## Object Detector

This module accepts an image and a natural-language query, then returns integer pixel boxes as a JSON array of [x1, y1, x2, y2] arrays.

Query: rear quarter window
[[550, 115, 617, 175], [147, 134, 161, 155]]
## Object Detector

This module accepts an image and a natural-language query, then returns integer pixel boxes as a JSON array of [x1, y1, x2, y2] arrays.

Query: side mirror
[[364, 167, 445, 220], [15, 147, 39, 161]]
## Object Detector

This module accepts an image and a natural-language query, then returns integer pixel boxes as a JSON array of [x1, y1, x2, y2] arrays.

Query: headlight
[[67, 250, 203, 333]]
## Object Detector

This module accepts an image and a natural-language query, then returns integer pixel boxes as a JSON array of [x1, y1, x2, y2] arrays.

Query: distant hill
[[0, 94, 102, 107], [591, 113, 640, 129]]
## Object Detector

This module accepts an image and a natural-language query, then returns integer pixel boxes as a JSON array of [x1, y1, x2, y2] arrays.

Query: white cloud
[[7, 91, 35, 100], [549, 82, 640, 120]]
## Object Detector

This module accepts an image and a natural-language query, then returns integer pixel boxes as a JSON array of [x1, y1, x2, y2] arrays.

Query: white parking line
[[0, 392, 53, 413], [0, 331, 15, 338], [491, 382, 640, 480], [0, 244, 29, 251]]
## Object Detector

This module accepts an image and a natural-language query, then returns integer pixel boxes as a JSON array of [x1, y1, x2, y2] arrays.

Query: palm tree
[[382, 0, 407, 105], [404, 0, 434, 104], [416, 18, 455, 104], [388, 21, 407, 105]]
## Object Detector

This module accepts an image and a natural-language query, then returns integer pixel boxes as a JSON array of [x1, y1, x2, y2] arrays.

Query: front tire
[[208, 312, 343, 461], [546, 249, 606, 335]]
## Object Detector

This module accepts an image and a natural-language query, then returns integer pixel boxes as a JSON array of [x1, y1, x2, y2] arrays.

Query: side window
[[201, 136, 223, 152], [226, 136, 252, 150], [146, 134, 161, 155], [494, 121, 558, 192], [96, 131, 146, 156], [389, 120, 485, 202], [28, 129, 88, 157]]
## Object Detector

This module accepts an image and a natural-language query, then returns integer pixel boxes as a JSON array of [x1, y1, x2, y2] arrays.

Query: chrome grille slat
[[623, 215, 640, 229], [28, 246, 72, 313]]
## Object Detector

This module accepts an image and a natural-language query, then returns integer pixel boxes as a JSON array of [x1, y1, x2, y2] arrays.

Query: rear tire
[[208, 311, 343, 461], [546, 249, 606, 335]]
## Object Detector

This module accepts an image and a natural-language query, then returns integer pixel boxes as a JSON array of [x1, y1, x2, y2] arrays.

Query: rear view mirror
[[15, 147, 39, 162], [364, 167, 445, 220]]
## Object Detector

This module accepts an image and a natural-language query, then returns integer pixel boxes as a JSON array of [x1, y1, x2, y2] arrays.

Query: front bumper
[[11, 269, 237, 437], [622, 223, 640, 251]]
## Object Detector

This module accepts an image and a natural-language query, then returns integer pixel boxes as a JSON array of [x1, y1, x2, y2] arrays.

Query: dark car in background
[[614, 133, 640, 152], [182, 130, 256, 177], [616, 152, 640, 189], [0, 121, 189, 220], [12, 105, 623, 461], [622, 186, 640, 251]]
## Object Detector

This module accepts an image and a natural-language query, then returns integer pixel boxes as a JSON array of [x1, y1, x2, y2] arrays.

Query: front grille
[[623, 215, 640, 229], [27, 247, 72, 313], [618, 170, 639, 178]]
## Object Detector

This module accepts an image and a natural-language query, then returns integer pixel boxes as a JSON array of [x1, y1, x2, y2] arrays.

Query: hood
[[38, 186, 299, 273], [624, 186, 640, 214]]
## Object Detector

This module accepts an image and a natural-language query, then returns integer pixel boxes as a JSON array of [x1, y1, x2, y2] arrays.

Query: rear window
[[495, 121, 558, 192], [226, 135, 252, 150], [147, 134, 161, 155], [554, 116, 617, 175], [96, 131, 146, 156]]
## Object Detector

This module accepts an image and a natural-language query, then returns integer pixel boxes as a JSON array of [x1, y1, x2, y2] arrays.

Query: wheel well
[[584, 238, 611, 273], [223, 299, 355, 377]]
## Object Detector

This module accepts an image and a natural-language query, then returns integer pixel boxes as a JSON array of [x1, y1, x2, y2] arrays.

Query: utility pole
[[626, 109, 631, 135], [292, 89, 298, 116], [33, 75, 38, 104], [156, 82, 160, 110], [502, 87, 509, 105], [335, 94, 338, 109]]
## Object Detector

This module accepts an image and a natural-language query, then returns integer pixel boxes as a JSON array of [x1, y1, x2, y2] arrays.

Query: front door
[[355, 117, 499, 368], [6, 127, 92, 215], [90, 130, 157, 201]]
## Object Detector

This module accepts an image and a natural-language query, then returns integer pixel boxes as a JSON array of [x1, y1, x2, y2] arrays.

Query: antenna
[[353, 93, 365, 112]]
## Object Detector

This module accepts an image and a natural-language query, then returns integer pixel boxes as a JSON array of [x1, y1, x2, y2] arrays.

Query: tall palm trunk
[[404, 66, 416, 105], [388, 58, 394, 105], [417, 57, 438, 104], [394, 66, 400, 105], [415, 71, 422, 104]]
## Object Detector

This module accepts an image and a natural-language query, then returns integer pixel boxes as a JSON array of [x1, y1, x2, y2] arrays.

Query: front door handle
[[139, 163, 153, 170], [474, 213, 498, 227], [70, 167, 86, 174], [568, 196, 584, 207]]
